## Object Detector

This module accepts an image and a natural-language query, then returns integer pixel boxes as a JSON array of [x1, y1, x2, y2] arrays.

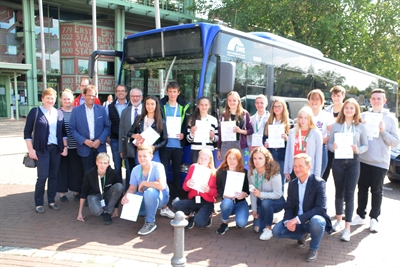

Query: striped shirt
[[186, 114, 219, 151], [61, 110, 77, 149]]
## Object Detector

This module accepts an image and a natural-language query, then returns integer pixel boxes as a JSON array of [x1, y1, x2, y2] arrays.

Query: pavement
[[1, 117, 400, 267]]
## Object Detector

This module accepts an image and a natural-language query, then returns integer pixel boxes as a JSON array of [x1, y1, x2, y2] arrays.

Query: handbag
[[23, 107, 39, 168]]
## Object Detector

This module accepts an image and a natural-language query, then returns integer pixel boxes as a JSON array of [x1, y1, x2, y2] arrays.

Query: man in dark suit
[[118, 88, 143, 190], [69, 85, 110, 173], [272, 153, 332, 262]]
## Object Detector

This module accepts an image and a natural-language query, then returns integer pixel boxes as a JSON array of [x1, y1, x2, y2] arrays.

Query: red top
[[294, 129, 309, 155], [73, 94, 101, 107], [182, 164, 218, 203]]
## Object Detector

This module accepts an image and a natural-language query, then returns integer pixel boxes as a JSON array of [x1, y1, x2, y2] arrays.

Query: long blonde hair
[[197, 148, 216, 175], [336, 98, 362, 126], [295, 106, 316, 134], [265, 98, 290, 136], [223, 91, 246, 122]]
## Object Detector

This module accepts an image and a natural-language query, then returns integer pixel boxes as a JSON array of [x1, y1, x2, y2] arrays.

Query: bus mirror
[[217, 61, 236, 93]]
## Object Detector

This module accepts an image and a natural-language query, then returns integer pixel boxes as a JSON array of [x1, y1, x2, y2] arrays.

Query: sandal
[[35, 206, 45, 214]]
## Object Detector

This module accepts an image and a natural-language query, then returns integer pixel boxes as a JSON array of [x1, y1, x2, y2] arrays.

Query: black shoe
[[186, 216, 195, 229], [206, 216, 212, 227], [216, 223, 229, 235], [60, 196, 69, 202], [297, 233, 309, 248], [84, 199, 89, 206], [103, 213, 113, 225], [306, 250, 318, 262]]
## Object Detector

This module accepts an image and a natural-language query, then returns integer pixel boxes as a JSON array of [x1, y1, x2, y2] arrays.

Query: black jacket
[[126, 117, 168, 151]]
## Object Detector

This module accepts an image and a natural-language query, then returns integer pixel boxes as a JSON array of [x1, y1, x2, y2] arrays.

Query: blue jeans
[[253, 197, 285, 230], [269, 149, 285, 192], [272, 215, 327, 251], [220, 199, 249, 228], [332, 155, 360, 222], [135, 187, 169, 223], [173, 199, 214, 227], [35, 145, 61, 206], [87, 183, 124, 215], [110, 138, 129, 184], [321, 144, 328, 176]]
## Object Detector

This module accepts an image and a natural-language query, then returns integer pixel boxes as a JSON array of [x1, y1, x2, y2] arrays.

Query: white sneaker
[[332, 220, 344, 232], [160, 207, 175, 219], [340, 229, 351, 242], [259, 228, 273, 241], [171, 197, 180, 205], [370, 218, 378, 233], [351, 215, 366, 226]]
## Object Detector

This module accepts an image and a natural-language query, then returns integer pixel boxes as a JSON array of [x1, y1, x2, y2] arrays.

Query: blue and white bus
[[89, 22, 398, 176]]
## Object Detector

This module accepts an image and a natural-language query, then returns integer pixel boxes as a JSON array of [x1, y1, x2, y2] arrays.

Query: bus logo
[[227, 37, 245, 59]]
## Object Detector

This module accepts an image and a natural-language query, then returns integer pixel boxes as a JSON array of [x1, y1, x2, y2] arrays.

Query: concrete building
[[0, 0, 199, 119]]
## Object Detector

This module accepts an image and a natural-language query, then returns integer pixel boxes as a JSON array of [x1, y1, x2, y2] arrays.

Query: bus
[[89, 22, 398, 176]]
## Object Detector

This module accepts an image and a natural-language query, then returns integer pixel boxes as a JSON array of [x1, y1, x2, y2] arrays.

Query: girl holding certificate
[[247, 95, 270, 152], [263, 98, 293, 186], [284, 106, 322, 180], [249, 147, 285, 240], [328, 98, 368, 242], [186, 97, 219, 163], [216, 148, 250, 235], [307, 89, 335, 176], [173, 149, 217, 229], [121, 145, 170, 236], [217, 91, 253, 161], [127, 96, 167, 163]]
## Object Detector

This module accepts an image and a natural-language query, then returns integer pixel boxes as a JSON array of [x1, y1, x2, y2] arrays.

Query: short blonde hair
[[293, 153, 311, 166], [96, 152, 110, 163], [137, 144, 153, 156], [42, 87, 57, 98], [307, 89, 325, 106]]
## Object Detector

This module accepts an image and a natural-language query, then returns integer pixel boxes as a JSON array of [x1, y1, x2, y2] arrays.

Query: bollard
[[170, 211, 188, 267], [10, 105, 14, 120]]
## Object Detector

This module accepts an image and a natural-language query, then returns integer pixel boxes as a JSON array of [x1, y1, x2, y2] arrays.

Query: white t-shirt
[[313, 110, 334, 138]]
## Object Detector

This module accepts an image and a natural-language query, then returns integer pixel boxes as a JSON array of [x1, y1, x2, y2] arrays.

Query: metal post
[[92, 0, 98, 92], [170, 211, 188, 267], [38, 0, 47, 89]]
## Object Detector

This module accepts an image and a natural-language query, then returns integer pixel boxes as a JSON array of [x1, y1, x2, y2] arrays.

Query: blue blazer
[[69, 104, 110, 157], [283, 174, 332, 233]]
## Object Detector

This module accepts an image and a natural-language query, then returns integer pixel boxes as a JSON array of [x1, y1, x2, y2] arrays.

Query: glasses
[[131, 95, 142, 98], [273, 106, 283, 109]]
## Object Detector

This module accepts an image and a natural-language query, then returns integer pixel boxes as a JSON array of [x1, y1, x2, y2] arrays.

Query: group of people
[[24, 80, 399, 262]]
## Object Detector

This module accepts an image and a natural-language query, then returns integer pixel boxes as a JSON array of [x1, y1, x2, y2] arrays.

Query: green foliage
[[192, 0, 400, 82]]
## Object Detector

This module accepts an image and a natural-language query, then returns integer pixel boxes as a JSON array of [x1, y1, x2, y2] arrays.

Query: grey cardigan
[[248, 169, 282, 212], [284, 127, 322, 176], [328, 122, 368, 155]]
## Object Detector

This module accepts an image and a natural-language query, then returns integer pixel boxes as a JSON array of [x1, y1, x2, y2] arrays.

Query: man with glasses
[[70, 85, 110, 173], [119, 88, 143, 190], [106, 85, 129, 184], [73, 78, 101, 106]]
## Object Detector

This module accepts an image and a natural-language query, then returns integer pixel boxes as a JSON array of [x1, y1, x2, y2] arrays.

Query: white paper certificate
[[141, 126, 160, 146], [194, 120, 211, 143], [223, 171, 245, 198], [120, 193, 143, 222], [334, 133, 354, 159], [188, 164, 212, 193], [221, 121, 236, 142], [364, 113, 383, 138], [251, 133, 263, 147], [166, 117, 181, 138], [268, 125, 285, 148]]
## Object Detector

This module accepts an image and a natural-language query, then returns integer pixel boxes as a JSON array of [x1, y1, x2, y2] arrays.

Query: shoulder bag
[[23, 108, 39, 168]]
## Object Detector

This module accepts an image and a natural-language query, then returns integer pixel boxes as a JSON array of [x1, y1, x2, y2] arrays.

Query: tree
[[190, 0, 400, 82]]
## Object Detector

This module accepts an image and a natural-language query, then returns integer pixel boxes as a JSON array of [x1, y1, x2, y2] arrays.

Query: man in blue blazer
[[70, 85, 110, 173], [272, 153, 332, 262]]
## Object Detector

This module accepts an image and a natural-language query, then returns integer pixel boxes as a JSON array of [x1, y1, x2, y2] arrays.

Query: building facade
[[0, 0, 199, 118]]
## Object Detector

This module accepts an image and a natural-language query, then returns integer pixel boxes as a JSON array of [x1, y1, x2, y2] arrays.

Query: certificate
[[141, 126, 160, 146], [267, 125, 285, 148], [223, 171, 245, 198], [221, 121, 237, 142], [120, 193, 143, 222], [194, 120, 211, 143], [364, 113, 382, 138], [334, 133, 354, 159], [188, 164, 212, 193], [166, 117, 181, 138], [251, 133, 263, 147]]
